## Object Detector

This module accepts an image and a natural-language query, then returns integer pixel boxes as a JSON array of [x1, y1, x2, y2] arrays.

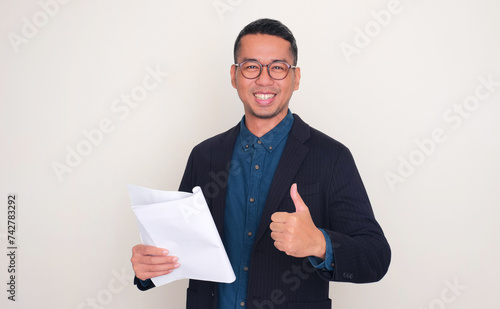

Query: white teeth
[[254, 94, 275, 100]]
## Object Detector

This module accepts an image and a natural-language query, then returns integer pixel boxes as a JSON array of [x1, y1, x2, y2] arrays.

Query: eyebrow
[[241, 58, 289, 63]]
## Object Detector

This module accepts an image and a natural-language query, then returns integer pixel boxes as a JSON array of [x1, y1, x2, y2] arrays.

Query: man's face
[[231, 34, 300, 123]]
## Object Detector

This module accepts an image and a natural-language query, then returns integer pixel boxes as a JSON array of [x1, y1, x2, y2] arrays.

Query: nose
[[255, 65, 274, 86]]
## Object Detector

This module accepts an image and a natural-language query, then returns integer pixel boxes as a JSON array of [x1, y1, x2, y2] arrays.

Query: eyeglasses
[[235, 60, 296, 80]]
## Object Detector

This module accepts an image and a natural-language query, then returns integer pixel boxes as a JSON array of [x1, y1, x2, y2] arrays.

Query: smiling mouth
[[254, 93, 275, 100]]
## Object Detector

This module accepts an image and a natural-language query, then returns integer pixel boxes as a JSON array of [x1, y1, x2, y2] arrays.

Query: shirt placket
[[236, 140, 266, 307]]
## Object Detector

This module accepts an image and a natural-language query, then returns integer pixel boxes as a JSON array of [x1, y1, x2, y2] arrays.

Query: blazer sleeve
[[318, 147, 391, 283]]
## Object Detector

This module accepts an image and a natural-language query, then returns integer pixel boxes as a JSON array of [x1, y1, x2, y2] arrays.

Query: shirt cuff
[[308, 228, 335, 271]]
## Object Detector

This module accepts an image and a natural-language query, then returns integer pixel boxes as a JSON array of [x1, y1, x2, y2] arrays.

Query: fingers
[[271, 236, 294, 256], [134, 268, 177, 281], [133, 244, 168, 256], [133, 259, 180, 281], [272, 239, 285, 253], [271, 211, 289, 223], [131, 244, 180, 281], [269, 222, 281, 233], [139, 254, 178, 265]]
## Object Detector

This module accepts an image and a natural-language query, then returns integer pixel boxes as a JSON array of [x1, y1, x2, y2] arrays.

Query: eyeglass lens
[[239, 61, 290, 80]]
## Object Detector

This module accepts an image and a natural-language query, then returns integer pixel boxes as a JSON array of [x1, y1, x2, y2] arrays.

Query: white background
[[1, 0, 499, 308]]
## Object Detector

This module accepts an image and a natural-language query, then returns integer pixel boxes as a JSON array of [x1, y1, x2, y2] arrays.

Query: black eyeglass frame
[[234, 60, 297, 80]]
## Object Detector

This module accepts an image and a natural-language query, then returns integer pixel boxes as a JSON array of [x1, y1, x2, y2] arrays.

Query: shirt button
[[240, 301, 245, 307], [269, 146, 273, 150], [257, 140, 262, 144], [249, 197, 255, 203], [244, 266, 248, 271], [255, 165, 260, 170], [247, 232, 252, 236], [245, 144, 249, 148], [331, 262, 335, 268]]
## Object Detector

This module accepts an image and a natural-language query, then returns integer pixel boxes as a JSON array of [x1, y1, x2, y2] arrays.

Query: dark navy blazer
[[136, 114, 391, 309], [177, 114, 391, 309]]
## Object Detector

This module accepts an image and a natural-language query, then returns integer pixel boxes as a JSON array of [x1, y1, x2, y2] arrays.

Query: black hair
[[233, 18, 298, 66]]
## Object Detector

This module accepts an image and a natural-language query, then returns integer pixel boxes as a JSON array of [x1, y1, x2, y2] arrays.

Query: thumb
[[290, 183, 307, 213]]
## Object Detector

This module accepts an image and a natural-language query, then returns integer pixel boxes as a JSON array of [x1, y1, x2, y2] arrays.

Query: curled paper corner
[[128, 185, 236, 286]]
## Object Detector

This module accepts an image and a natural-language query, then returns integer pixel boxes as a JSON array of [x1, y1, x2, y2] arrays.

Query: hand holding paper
[[131, 244, 179, 281], [128, 185, 235, 287]]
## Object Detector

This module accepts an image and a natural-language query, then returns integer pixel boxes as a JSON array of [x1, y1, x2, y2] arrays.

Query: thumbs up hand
[[270, 184, 326, 259]]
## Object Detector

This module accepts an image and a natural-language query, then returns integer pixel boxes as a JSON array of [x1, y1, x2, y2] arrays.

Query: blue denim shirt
[[218, 111, 334, 308]]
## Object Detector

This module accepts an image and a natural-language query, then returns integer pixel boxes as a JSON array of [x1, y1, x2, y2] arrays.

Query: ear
[[293, 66, 301, 91], [230, 64, 237, 89]]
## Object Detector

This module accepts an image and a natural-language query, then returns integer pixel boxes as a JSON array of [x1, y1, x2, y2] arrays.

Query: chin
[[249, 107, 284, 120], [254, 113, 276, 119]]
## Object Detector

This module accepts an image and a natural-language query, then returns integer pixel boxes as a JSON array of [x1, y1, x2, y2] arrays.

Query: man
[[131, 18, 391, 308]]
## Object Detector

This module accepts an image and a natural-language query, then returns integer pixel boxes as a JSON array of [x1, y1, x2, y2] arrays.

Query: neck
[[245, 112, 287, 138]]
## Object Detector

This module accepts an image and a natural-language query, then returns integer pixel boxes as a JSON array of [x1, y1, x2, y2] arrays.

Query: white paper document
[[128, 185, 235, 286]]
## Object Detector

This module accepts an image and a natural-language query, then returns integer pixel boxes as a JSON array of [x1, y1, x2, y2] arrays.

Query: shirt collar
[[239, 110, 294, 153]]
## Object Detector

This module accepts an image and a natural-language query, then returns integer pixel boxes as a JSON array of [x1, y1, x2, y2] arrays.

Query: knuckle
[[130, 255, 140, 265]]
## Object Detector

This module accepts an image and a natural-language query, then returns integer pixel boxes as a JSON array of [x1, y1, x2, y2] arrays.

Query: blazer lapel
[[210, 124, 239, 237], [254, 114, 311, 244]]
